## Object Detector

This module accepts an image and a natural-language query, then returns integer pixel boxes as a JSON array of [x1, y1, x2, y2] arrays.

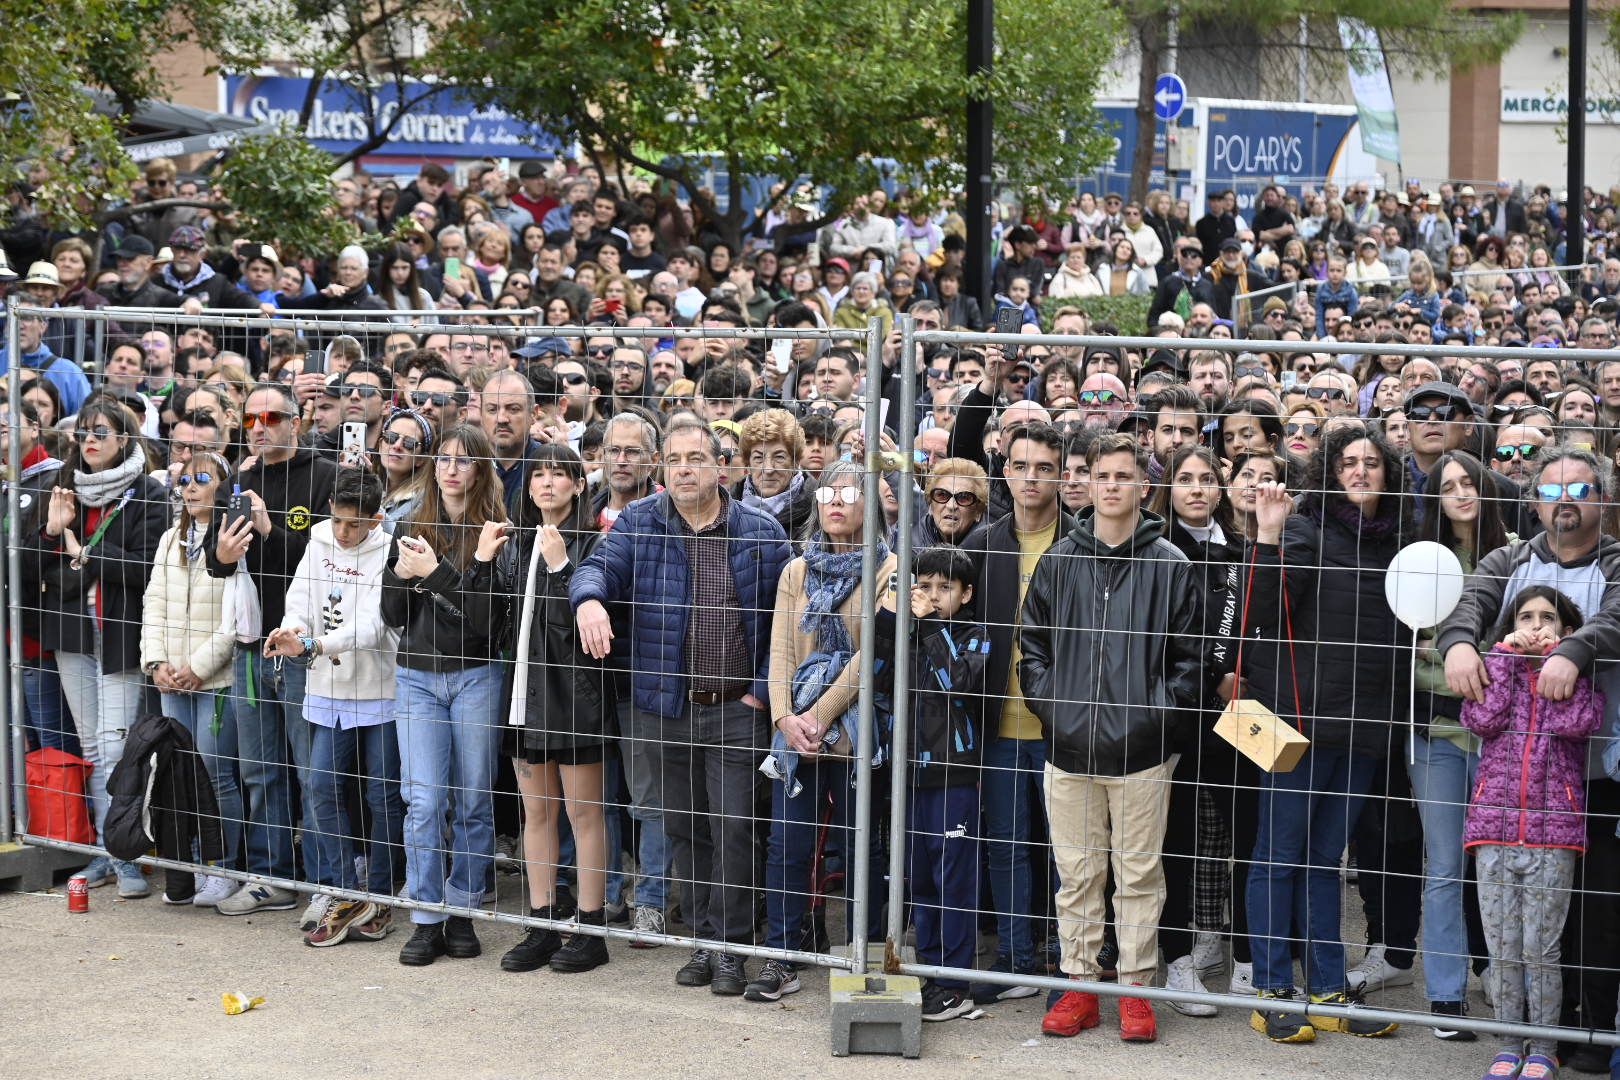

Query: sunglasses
[[1494, 443, 1541, 461], [1235, 365, 1269, 379], [243, 411, 294, 429], [410, 391, 461, 408], [381, 430, 424, 452], [928, 488, 980, 507], [1004, 371, 1030, 384], [73, 426, 116, 443], [560, 372, 589, 386], [1536, 481, 1596, 502], [814, 485, 862, 505], [1078, 389, 1118, 405], [1306, 386, 1348, 402], [342, 384, 384, 399], [586, 345, 615, 358], [175, 472, 216, 487], [1406, 403, 1459, 422], [1284, 422, 1320, 437]]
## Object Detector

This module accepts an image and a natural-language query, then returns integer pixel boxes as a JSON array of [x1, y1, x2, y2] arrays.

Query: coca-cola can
[[67, 874, 89, 913]]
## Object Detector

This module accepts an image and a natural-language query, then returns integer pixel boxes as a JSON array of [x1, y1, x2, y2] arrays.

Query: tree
[[439, 0, 1122, 249], [1109, 0, 1525, 201]]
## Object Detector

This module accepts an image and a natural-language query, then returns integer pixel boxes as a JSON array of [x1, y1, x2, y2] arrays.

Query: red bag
[[25, 747, 94, 845]]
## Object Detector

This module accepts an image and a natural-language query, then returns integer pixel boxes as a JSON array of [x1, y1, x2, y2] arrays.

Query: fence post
[[3, 300, 23, 840], [883, 316, 918, 966], [848, 316, 887, 974]]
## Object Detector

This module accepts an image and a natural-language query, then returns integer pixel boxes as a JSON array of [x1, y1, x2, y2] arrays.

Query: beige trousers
[[1044, 755, 1176, 986]]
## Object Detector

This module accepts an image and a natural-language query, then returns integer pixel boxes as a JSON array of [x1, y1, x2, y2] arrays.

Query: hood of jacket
[[1067, 506, 1167, 557], [305, 516, 393, 565]]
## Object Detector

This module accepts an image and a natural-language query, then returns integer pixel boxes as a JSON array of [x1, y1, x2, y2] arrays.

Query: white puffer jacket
[[281, 519, 399, 701], [140, 524, 236, 689]]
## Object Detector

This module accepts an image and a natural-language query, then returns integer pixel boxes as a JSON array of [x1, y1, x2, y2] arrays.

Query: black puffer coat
[[103, 713, 225, 864]]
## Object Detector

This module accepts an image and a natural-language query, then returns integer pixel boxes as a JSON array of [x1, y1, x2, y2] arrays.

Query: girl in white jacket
[[264, 467, 405, 947], [140, 452, 243, 908]]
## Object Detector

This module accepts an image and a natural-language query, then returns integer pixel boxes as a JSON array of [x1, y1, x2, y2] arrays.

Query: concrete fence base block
[[0, 841, 83, 893], [828, 973, 922, 1058]]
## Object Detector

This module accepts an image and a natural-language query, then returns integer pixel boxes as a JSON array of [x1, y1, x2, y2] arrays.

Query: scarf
[[73, 443, 146, 507], [1324, 493, 1399, 540], [741, 471, 805, 518], [798, 534, 884, 654], [163, 260, 215, 294]]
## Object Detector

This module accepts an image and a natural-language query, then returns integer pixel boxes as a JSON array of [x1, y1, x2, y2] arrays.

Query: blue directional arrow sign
[[1153, 73, 1187, 123]]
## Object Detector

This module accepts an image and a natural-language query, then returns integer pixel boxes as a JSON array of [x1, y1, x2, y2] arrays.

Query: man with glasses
[[555, 356, 605, 429], [162, 409, 227, 484], [407, 365, 468, 431], [1304, 368, 1358, 417], [1147, 243, 1217, 327], [128, 157, 198, 249], [444, 332, 494, 378], [1403, 382, 1477, 499], [607, 342, 652, 413], [1077, 372, 1130, 428], [0, 309, 90, 415], [1492, 423, 1550, 486], [312, 359, 393, 462], [1438, 445, 1620, 1052], [204, 381, 337, 914]]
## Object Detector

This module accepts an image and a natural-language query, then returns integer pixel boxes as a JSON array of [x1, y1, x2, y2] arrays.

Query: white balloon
[[1385, 540, 1467, 631]]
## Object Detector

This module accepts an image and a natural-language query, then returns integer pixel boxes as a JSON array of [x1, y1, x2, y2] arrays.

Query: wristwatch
[[299, 635, 321, 658]]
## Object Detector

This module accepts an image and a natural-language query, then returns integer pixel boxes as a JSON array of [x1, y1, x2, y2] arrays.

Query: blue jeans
[[982, 736, 1054, 972], [762, 755, 885, 952], [619, 700, 670, 910], [22, 658, 80, 755], [306, 720, 405, 894], [1407, 732, 1480, 1003], [161, 689, 243, 868], [909, 785, 980, 991], [395, 665, 502, 924], [230, 648, 311, 880], [1247, 745, 1377, 994]]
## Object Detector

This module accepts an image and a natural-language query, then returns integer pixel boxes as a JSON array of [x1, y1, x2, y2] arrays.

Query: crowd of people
[[9, 157, 1620, 1078]]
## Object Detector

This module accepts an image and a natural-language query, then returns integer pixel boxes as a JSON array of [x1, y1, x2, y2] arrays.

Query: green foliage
[[1039, 292, 1151, 336], [217, 126, 358, 258], [440, 0, 1122, 241]]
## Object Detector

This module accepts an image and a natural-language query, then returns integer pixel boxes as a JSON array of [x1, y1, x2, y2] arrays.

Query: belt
[[688, 687, 747, 706]]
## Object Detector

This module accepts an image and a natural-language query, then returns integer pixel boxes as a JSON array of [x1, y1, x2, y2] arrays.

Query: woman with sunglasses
[[1408, 449, 1512, 1035], [25, 399, 167, 898], [139, 451, 244, 907], [378, 410, 436, 531], [915, 457, 988, 549], [1281, 400, 1325, 463], [751, 459, 896, 1003], [495, 444, 615, 974], [383, 424, 512, 965], [376, 242, 434, 321], [1147, 445, 1257, 1006]]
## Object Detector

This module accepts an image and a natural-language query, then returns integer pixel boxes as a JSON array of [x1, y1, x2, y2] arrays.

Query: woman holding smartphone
[[383, 424, 512, 967]]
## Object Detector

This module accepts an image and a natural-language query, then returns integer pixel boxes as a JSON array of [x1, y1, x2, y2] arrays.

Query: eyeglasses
[[606, 445, 647, 461], [435, 454, 476, 472], [1536, 481, 1597, 502], [343, 384, 384, 399], [1495, 443, 1542, 461], [891, 278, 912, 288], [242, 411, 294, 429], [814, 485, 862, 505], [1284, 422, 1320, 437], [1406, 403, 1459, 422], [1077, 389, 1118, 405], [175, 473, 216, 487], [170, 441, 214, 456], [73, 426, 116, 443], [450, 341, 491, 354], [380, 430, 424, 452], [1306, 386, 1348, 402], [609, 360, 646, 373], [928, 488, 979, 507]]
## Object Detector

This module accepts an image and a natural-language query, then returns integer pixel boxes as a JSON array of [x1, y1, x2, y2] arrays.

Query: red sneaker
[[1119, 989, 1158, 1043], [1041, 990, 1101, 1037]]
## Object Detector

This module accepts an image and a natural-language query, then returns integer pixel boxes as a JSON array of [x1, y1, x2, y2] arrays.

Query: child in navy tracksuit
[[875, 545, 991, 1022]]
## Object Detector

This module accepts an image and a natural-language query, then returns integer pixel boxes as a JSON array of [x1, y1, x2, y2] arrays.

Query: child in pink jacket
[[1461, 585, 1605, 1080]]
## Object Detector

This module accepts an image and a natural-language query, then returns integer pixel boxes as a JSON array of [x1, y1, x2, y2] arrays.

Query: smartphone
[[1280, 370, 1297, 391], [995, 307, 1021, 335], [305, 348, 326, 376], [342, 421, 366, 459], [444, 256, 462, 279], [224, 486, 252, 536], [603, 297, 622, 315], [772, 338, 793, 374], [867, 258, 883, 277]]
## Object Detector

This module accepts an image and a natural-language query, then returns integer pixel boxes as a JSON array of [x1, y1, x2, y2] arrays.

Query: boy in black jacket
[[875, 545, 991, 1023]]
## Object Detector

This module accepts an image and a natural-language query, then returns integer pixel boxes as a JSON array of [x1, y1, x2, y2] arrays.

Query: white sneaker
[[299, 892, 334, 932], [1230, 961, 1302, 998], [192, 875, 240, 908], [1346, 944, 1415, 994], [216, 883, 300, 916], [1166, 955, 1219, 1016], [1480, 965, 1494, 1008], [1191, 932, 1226, 978]]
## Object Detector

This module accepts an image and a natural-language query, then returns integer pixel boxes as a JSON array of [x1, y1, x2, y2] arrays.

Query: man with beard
[[593, 411, 660, 530], [480, 368, 544, 511], [554, 356, 607, 431], [648, 348, 682, 396], [1492, 423, 1550, 487], [100, 236, 180, 308], [609, 342, 652, 413]]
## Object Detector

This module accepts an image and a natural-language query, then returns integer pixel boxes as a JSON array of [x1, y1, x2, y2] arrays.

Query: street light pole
[[966, 0, 993, 314], [1568, 0, 1587, 266]]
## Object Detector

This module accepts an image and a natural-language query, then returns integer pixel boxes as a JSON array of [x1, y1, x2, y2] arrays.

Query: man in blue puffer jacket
[[572, 416, 790, 996]]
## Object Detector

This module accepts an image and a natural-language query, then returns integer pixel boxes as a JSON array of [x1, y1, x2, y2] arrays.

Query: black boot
[[550, 909, 610, 973], [443, 915, 481, 959], [501, 907, 563, 972]]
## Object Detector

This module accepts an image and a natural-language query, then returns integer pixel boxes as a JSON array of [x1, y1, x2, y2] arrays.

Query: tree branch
[[95, 198, 233, 226]]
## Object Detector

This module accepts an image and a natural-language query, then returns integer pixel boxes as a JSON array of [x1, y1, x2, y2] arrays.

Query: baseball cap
[[824, 257, 852, 276], [243, 244, 280, 270], [515, 335, 572, 360], [1219, 237, 1243, 253], [1404, 380, 1473, 412], [116, 235, 155, 259], [517, 160, 546, 179]]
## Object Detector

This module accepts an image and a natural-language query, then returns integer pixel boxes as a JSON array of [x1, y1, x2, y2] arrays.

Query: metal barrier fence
[[6, 303, 1620, 1054]]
